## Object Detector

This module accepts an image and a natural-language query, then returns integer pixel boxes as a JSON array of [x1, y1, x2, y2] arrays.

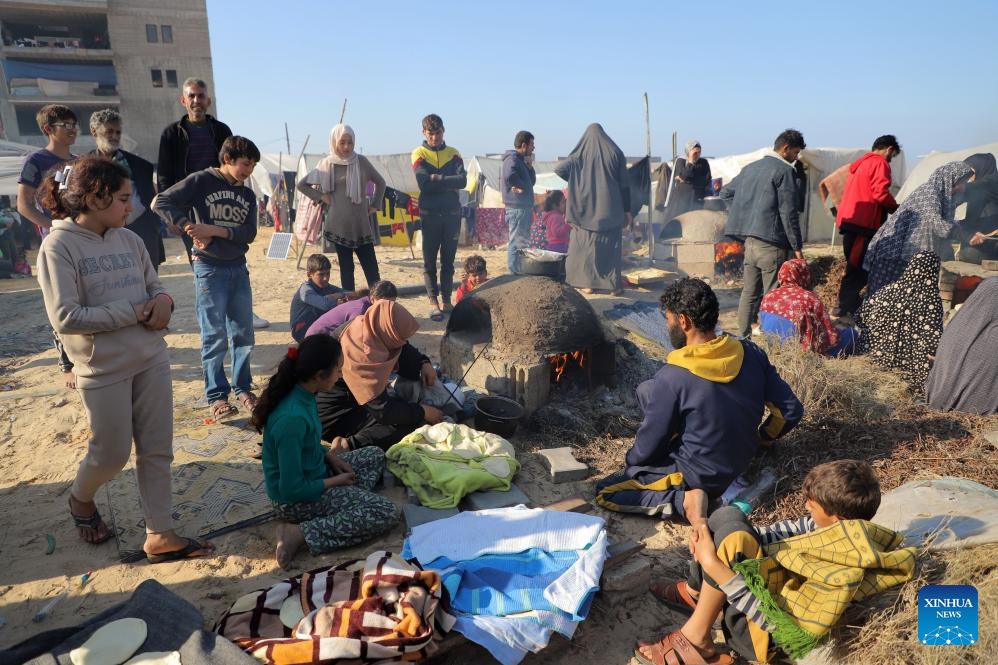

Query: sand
[[0, 228, 728, 663]]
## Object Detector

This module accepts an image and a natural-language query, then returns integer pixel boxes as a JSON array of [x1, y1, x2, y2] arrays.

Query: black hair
[[370, 280, 398, 300], [802, 459, 881, 520], [463, 255, 487, 276], [514, 130, 534, 149], [871, 135, 901, 152], [774, 128, 806, 151], [38, 155, 130, 220], [219, 135, 260, 164], [422, 114, 444, 132], [659, 277, 719, 332], [543, 190, 565, 212], [306, 253, 331, 273], [251, 335, 342, 433]]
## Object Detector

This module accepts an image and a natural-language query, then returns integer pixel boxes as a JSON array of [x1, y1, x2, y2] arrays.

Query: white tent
[[0, 141, 35, 196], [465, 155, 566, 208], [249, 152, 298, 201], [896, 142, 998, 203]]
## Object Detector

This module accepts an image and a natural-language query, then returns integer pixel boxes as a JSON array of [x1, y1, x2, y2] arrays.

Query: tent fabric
[[897, 141, 998, 204], [3, 60, 116, 85]]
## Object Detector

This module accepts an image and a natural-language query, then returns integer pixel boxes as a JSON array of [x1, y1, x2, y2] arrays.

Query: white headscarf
[[309, 123, 363, 204]]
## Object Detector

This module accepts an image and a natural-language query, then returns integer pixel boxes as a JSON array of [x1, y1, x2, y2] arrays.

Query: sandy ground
[[0, 228, 746, 663]]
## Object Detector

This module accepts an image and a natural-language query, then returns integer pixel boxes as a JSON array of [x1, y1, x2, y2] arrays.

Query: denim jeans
[[737, 237, 791, 337], [192, 260, 255, 403], [505, 206, 532, 273]]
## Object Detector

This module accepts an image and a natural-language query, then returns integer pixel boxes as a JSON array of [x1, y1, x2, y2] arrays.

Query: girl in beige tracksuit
[[36, 156, 212, 562]]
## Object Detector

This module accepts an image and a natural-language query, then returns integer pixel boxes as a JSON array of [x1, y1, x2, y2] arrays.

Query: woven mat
[[105, 413, 273, 563]]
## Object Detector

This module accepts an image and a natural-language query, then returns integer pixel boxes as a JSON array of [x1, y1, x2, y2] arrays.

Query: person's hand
[[794, 249, 804, 260], [422, 404, 444, 424], [430, 174, 442, 182], [687, 517, 708, 555], [193, 237, 211, 250], [969, 232, 986, 246], [624, 212, 633, 229], [691, 522, 720, 565], [329, 454, 354, 476], [329, 436, 351, 454], [420, 362, 437, 387], [186, 224, 218, 242], [142, 295, 172, 330], [327, 471, 356, 487], [511, 186, 524, 194], [321, 193, 332, 206]]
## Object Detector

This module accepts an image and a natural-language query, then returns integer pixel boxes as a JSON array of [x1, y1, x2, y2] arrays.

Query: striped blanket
[[216, 551, 454, 664]]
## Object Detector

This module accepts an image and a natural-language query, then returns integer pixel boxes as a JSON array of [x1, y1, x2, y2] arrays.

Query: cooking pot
[[703, 196, 725, 212], [517, 249, 566, 281]]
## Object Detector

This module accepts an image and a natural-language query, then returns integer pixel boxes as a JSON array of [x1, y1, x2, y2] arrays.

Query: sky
[[206, 0, 998, 171]]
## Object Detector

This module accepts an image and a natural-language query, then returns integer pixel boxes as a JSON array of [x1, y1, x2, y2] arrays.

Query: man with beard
[[595, 277, 802, 526], [89, 108, 165, 270], [157, 78, 232, 264]]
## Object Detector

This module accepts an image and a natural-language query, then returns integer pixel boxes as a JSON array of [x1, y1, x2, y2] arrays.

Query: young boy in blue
[[154, 136, 260, 418], [290, 253, 344, 342]]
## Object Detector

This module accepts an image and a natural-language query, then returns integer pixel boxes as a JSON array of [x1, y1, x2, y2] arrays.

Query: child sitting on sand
[[636, 460, 916, 665], [289, 253, 345, 342], [251, 334, 398, 569]]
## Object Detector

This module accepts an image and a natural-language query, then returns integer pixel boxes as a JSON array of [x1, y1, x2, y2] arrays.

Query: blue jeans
[[505, 206, 532, 273], [192, 260, 255, 403]]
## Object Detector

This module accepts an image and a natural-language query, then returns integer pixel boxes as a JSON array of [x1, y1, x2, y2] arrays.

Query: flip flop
[[649, 580, 699, 615], [634, 630, 734, 665], [146, 537, 215, 564], [69, 498, 113, 544]]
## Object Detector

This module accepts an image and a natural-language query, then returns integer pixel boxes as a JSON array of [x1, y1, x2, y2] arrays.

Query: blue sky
[[206, 1, 997, 168]]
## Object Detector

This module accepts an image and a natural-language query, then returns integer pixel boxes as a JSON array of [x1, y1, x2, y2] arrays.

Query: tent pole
[[339, 99, 348, 124], [644, 93, 653, 266]]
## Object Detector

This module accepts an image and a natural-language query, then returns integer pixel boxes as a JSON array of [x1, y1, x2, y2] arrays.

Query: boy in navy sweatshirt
[[154, 136, 260, 417], [289, 253, 344, 342]]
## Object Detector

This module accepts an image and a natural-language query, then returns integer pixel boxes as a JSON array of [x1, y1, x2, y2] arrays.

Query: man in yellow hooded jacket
[[595, 278, 802, 525]]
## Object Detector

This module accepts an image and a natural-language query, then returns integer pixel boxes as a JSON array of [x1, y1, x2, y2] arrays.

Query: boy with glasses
[[18, 104, 79, 388]]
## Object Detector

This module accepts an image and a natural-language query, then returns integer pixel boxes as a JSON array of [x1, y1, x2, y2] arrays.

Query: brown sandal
[[237, 392, 258, 411], [634, 630, 734, 665], [210, 400, 238, 418], [649, 580, 699, 615]]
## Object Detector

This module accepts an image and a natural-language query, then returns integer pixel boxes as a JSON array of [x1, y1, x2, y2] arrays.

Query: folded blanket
[[387, 423, 520, 508], [734, 519, 917, 659], [215, 551, 451, 664]]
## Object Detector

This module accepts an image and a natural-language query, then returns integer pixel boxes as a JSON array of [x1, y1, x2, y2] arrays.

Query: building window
[[161, 25, 173, 43], [166, 69, 178, 88], [151, 69, 163, 87], [146, 24, 158, 43]]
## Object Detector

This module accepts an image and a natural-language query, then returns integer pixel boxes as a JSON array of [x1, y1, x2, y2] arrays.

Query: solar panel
[[266, 232, 294, 260]]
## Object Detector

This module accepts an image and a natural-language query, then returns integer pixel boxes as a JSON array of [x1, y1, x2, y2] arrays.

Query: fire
[[714, 241, 745, 276], [549, 350, 587, 383]]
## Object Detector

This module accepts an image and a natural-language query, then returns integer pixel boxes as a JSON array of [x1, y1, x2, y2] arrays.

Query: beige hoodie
[[37, 219, 170, 388]]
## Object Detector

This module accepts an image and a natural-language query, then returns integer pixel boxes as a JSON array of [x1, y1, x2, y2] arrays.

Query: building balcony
[[2, 43, 112, 59], [6, 78, 118, 104]]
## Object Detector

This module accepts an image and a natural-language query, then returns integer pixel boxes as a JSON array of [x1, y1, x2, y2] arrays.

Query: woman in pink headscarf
[[758, 259, 857, 357], [298, 124, 386, 291]]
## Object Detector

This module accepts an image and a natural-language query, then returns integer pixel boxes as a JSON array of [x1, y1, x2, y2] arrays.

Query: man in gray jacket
[[721, 129, 806, 337], [501, 130, 536, 273]]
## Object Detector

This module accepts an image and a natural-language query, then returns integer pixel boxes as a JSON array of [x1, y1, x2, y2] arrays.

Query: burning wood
[[549, 350, 587, 383], [714, 240, 745, 277]]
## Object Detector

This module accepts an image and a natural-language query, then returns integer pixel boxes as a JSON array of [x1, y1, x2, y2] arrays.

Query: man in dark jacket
[[89, 108, 165, 269], [834, 135, 901, 317], [501, 130, 536, 273], [157, 77, 232, 263], [722, 129, 806, 337], [595, 278, 802, 524]]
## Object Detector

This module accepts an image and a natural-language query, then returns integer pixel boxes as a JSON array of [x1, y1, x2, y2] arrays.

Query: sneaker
[[252, 313, 270, 329]]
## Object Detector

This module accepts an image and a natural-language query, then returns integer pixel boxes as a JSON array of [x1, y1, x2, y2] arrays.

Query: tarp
[[897, 141, 998, 203], [3, 59, 116, 85], [466, 155, 566, 208], [248, 152, 296, 200], [0, 155, 24, 196]]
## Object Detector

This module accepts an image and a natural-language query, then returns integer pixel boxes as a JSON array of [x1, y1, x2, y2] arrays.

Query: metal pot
[[702, 196, 725, 212], [517, 250, 566, 281], [474, 396, 524, 438]]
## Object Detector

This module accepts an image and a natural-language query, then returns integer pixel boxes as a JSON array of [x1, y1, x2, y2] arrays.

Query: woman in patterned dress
[[251, 334, 398, 570]]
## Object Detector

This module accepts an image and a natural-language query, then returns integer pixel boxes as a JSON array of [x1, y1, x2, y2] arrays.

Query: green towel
[[386, 423, 520, 509]]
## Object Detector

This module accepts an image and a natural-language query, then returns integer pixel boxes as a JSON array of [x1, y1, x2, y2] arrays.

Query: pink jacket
[[543, 210, 570, 246]]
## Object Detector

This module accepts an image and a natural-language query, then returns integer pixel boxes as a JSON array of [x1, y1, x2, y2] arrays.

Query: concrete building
[[0, 0, 215, 161]]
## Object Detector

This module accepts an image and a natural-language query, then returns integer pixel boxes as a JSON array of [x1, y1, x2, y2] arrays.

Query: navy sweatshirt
[[153, 168, 257, 266], [624, 335, 803, 496]]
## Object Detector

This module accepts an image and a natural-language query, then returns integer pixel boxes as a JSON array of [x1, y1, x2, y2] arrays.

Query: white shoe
[[252, 313, 270, 329]]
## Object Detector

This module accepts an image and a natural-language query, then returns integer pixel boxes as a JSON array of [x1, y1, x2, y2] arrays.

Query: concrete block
[[982, 431, 998, 447], [462, 484, 531, 511], [981, 259, 998, 271], [538, 447, 590, 483], [403, 504, 459, 531], [600, 555, 651, 597]]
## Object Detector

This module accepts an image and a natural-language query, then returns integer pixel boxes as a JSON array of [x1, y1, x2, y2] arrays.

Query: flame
[[549, 350, 587, 383], [714, 241, 744, 263]]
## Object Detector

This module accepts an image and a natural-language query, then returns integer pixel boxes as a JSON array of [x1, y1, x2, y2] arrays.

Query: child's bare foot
[[63, 371, 77, 389], [276, 522, 306, 570]]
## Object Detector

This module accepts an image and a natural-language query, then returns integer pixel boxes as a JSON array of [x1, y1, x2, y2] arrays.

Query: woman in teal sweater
[[251, 335, 398, 569]]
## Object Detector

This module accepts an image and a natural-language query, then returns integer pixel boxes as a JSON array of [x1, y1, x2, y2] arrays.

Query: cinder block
[[538, 447, 590, 483], [600, 555, 651, 596], [982, 431, 998, 447], [981, 260, 998, 271], [403, 504, 460, 531], [461, 484, 531, 511]]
